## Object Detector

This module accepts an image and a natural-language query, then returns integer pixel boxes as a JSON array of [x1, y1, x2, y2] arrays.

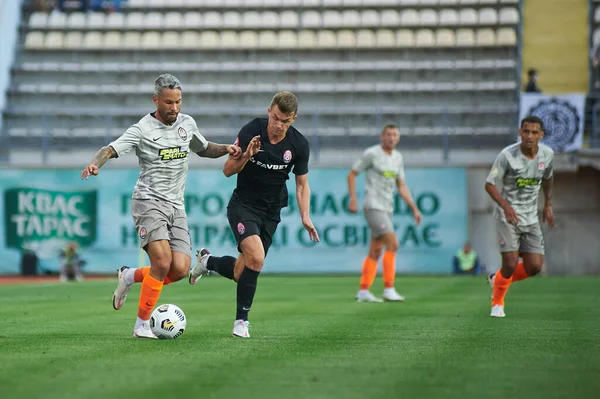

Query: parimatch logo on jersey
[[515, 177, 540, 188], [158, 147, 188, 161]]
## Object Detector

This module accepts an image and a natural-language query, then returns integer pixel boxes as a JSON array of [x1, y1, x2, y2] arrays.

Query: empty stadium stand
[[2, 0, 522, 155]]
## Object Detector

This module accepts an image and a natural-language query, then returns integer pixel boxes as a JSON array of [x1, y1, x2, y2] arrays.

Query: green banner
[[4, 187, 97, 249]]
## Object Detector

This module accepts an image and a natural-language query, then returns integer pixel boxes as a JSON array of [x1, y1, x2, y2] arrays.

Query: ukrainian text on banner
[[519, 93, 585, 152], [0, 168, 467, 275]]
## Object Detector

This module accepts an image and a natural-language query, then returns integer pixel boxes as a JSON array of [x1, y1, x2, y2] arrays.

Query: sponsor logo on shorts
[[537, 162, 545, 174], [380, 223, 387, 229], [158, 147, 188, 161], [499, 239, 505, 248], [178, 127, 188, 141], [139, 227, 147, 239], [237, 222, 245, 235], [515, 177, 540, 188], [283, 150, 292, 163]]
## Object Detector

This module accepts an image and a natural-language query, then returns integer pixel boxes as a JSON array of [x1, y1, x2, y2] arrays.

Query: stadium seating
[[3, 0, 521, 151]]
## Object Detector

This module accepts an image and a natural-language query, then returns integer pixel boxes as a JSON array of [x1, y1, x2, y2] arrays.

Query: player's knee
[[168, 264, 189, 282], [368, 248, 382, 260], [386, 242, 399, 253], [244, 253, 264, 270], [150, 256, 171, 274], [525, 261, 543, 276]]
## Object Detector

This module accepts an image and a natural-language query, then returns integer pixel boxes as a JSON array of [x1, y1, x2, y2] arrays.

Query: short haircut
[[520, 115, 544, 130], [528, 68, 537, 77], [270, 91, 298, 115], [154, 74, 182, 97], [381, 124, 399, 134]]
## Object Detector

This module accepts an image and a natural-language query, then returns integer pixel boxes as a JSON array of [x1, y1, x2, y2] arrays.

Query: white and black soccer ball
[[150, 304, 186, 339]]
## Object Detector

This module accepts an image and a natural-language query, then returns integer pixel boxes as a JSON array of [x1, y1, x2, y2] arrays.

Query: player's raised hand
[[542, 205, 555, 229], [347, 197, 359, 213], [502, 204, 519, 225], [302, 217, 320, 242], [227, 145, 242, 159], [81, 164, 99, 180], [244, 136, 261, 158]]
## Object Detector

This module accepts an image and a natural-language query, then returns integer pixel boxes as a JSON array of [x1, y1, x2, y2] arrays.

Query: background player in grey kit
[[188, 91, 320, 338], [485, 115, 555, 318], [347, 124, 422, 303], [80, 74, 241, 338]]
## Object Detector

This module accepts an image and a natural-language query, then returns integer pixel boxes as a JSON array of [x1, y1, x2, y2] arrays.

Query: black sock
[[206, 256, 236, 280], [236, 266, 260, 321]]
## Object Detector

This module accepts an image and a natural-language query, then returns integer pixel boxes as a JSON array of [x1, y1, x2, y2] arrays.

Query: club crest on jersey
[[139, 227, 147, 240], [178, 127, 187, 141], [283, 150, 292, 164], [237, 223, 245, 235], [537, 162, 545, 174]]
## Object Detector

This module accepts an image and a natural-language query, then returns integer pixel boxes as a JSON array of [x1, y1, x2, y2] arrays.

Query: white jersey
[[486, 142, 554, 226], [352, 145, 405, 212], [109, 112, 208, 209]]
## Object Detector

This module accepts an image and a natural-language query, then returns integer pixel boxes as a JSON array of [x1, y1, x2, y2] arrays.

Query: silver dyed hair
[[154, 74, 182, 97]]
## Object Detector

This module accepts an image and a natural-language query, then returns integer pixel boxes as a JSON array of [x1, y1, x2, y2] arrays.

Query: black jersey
[[231, 118, 310, 211]]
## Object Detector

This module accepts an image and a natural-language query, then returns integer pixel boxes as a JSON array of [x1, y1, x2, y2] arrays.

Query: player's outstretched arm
[[396, 179, 422, 225], [81, 145, 117, 179], [223, 135, 260, 177], [295, 174, 320, 242], [196, 142, 241, 159]]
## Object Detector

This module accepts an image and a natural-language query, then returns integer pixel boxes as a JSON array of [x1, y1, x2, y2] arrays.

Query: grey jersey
[[109, 112, 208, 209], [352, 145, 405, 212], [486, 142, 554, 226]]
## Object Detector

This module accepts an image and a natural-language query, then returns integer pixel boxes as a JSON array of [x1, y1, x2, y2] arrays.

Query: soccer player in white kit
[[80, 74, 241, 338], [347, 124, 422, 303], [485, 116, 555, 318]]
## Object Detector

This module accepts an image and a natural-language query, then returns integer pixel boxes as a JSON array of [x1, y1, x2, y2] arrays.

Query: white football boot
[[490, 305, 506, 318], [382, 288, 405, 302], [112, 266, 133, 310], [133, 321, 158, 339], [188, 248, 211, 285], [356, 290, 384, 303], [232, 320, 250, 338]]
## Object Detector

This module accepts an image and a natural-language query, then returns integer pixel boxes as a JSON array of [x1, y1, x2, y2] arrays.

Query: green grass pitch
[[1, 276, 599, 399]]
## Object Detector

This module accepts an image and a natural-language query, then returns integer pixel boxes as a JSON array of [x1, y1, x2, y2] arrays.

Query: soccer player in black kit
[[188, 91, 320, 338]]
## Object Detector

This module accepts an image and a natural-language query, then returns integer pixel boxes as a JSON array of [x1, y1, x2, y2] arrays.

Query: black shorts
[[227, 198, 281, 256]]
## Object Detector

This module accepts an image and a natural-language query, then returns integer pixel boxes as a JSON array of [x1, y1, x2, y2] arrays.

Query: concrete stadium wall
[[468, 166, 600, 276]]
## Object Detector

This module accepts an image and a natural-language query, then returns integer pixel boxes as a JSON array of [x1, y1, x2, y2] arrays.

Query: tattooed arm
[[196, 142, 242, 159], [81, 146, 117, 179]]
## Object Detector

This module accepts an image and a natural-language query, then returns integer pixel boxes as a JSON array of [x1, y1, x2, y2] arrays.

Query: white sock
[[123, 268, 135, 285], [383, 287, 396, 294], [135, 317, 149, 328], [358, 289, 369, 295]]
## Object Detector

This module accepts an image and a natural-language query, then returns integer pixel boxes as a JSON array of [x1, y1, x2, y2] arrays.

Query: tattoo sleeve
[[542, 175, 553, 206], [197, 142, 229, 159], [91, 146, 117, 168]]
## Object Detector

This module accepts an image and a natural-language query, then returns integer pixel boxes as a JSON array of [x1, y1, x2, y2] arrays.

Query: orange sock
[[359, 257, 377, 290], [492, 269, 513, 306], [134, 266, 172, 285], [511, 261, 529, 282], [382, 251, 396, 289], [137, 274, 164, 320]]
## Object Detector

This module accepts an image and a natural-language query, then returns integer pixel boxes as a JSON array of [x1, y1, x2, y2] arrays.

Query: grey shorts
[[364, 209, 394, 238], [131, 199, 193, 258], [496, 219, 545, 255]]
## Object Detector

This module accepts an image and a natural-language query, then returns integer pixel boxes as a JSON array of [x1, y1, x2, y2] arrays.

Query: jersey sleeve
[[292, 136, 310, 175], [543, 150, 554, 180], [188, 118, 209, 153], [109, 125, 141, 158], [486, 151, 508, 186], [397, 154, 406, 181], [352, 148, 374, 173]]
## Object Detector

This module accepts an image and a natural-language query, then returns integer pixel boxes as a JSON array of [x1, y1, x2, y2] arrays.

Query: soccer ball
[[150, 304, 186, 339]]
